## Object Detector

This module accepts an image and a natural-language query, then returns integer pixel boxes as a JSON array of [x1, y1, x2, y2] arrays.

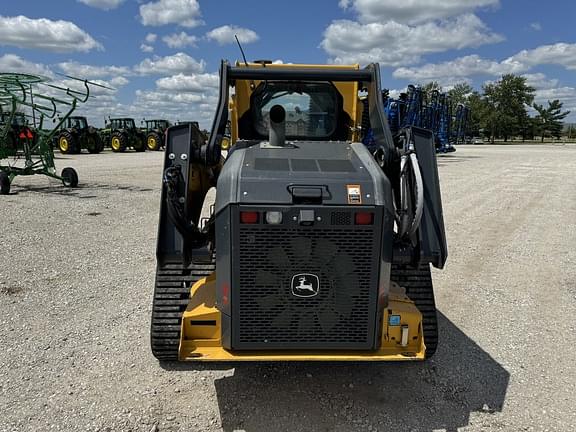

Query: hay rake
[[0, 72, 108, 195]]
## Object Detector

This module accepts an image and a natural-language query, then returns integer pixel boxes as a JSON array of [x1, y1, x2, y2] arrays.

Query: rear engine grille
[[235, 224, 379, 349]]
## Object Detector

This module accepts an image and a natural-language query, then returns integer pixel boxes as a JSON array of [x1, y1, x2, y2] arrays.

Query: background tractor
[[151, 61, 447, 362], [56, 116, 103, 154], [101, 118, 146, 152], [0, 111, 37, 151], [142, 119, 170, 151]]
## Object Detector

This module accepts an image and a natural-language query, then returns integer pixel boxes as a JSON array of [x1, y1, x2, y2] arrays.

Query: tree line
[[422, 75, 570, 143]]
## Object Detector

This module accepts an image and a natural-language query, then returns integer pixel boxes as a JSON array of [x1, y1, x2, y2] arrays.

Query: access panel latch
[[288, 185, 330, 204]]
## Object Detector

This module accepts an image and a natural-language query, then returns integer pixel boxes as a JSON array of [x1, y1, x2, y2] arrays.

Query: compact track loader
[[151, 61, 447, 362]]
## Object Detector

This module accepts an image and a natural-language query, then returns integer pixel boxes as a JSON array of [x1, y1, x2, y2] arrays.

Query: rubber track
[[150, 260, 215, 361], [391, 263, 438, 358]]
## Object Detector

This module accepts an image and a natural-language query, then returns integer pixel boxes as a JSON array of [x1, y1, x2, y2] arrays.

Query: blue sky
[[2, 0, 576, 127]]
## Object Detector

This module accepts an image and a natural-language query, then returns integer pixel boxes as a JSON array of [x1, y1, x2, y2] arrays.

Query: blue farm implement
[[368, 85, 470, 154]]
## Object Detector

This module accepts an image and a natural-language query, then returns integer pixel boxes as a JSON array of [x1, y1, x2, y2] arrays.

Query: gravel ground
[[1, 145, 575, 432]]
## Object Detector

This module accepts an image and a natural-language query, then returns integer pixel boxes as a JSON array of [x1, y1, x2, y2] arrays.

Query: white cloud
[[530, 22, 542, 31], [155, 73, 219, 92], [534, 86, 576, 104], [0, 54, 53, 77], [522, 73, 558, 90], [340, 0, 499, 25], [136, 89, 211, 105], [57, 61, 131, 79], [133, 89, 218, 124], [0, 15, 103, 52], [507, 43, 576, 71], [110, 76, 130, 87], [77, 0, 125, 10], [134, 52, 205, 75], [140, 34, 157, 53], [131, 67, 220, 127], [322, 14, 503, 66], [206, 25, 259, 45], [162, 32, 198, 48], [139, 0, 203, 27], [393, 42, 576, 83], [393, 54, 523, 82]]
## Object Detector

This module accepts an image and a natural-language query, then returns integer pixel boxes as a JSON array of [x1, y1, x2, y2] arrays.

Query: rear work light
[[355, 212, 374, 225], [240, 211, 259, 224], [265, 211, 283, 225]]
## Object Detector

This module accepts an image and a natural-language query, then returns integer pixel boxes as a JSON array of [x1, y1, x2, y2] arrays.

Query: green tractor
[[102, 117, 146, 152], [0, 111, 37, 150], [56, 116, 103, 154], [142, 119, 170, 151]]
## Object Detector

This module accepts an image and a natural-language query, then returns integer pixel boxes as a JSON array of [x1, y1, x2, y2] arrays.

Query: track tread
[[391, 262, 438, 358], [150, 259, 215, 361]]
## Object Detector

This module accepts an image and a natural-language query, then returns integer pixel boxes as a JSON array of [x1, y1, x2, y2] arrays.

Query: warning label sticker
[[347, 184, 362, 204]]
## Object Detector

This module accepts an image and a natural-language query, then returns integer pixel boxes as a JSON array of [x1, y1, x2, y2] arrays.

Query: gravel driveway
[[1, 145, 575, 431]]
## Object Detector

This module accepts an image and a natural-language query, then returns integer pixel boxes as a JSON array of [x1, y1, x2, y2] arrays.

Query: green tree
[[532, 99, 570, 142], [466, 91, 489, 137], [447, 83, 474, 106], [565, 124, 576, 140], [421, 81, 443, 95], [421, 81, 443, 104], [483, 74, 535, 142], [522, 116, 538, 141]]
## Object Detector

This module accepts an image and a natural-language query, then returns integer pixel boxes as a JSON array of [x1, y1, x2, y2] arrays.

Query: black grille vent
[[331, 212, 351, 225], [235, 224, 379, 349]]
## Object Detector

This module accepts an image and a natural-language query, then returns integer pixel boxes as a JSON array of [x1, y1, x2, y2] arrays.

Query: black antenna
[[235, 35, 249, 67], [235, 34, 255, 90]]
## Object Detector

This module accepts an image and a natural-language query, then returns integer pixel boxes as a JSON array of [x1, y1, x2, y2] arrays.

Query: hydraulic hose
[[397, 130, 425, 238], [407, 151, 424, 237], [163, 166, 206, 247]]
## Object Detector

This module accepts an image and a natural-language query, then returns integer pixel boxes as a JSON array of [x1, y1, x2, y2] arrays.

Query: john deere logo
[[291, 273, 319, 298]]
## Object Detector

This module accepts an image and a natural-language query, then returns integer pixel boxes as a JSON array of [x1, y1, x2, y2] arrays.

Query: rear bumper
[[178, 274, 426, 361], [179, 346, 425, 361]]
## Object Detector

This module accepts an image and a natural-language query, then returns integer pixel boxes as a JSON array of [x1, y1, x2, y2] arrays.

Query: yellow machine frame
[[179, 275, 426, 361]]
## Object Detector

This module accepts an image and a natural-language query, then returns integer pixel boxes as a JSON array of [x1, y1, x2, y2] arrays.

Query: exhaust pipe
[[268, 104, 286, 147]]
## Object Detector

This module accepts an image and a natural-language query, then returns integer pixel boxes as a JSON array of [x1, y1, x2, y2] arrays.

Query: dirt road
[[1, 145, 575, 431]]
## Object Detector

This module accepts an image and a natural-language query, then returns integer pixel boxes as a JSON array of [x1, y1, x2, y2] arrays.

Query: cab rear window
[[252, 82, 338, 139]]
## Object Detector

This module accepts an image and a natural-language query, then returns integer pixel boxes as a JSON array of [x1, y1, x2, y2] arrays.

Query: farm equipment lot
[[1, 145, 575, 431]]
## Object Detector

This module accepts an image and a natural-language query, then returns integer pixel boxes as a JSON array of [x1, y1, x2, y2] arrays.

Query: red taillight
[[19, 128, 34, 140], [355, 212, 374, 225], [240, 211, 259, 224]]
